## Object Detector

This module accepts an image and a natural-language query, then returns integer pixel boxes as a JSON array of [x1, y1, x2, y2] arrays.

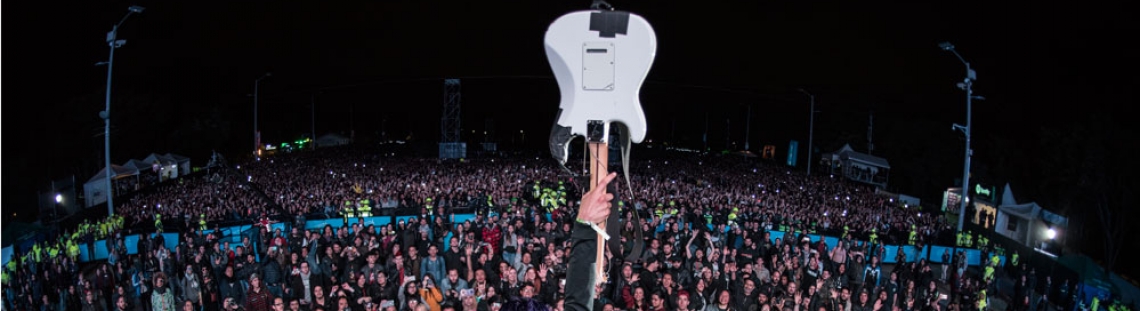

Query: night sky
[[5, 0, 1136, 235]]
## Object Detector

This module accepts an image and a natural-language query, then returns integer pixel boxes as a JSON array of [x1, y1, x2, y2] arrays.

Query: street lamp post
[[254, 72, 271, 156], [940, 42, 983, 236], [101, 4, 145, 217], [798, 89, 816, 176]]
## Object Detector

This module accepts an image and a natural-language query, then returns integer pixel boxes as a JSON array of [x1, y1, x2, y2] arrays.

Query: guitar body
[[546, 10, 656, 165]]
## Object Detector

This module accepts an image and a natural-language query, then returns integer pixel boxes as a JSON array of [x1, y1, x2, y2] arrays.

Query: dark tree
[[1036, 112, 1137, 278]]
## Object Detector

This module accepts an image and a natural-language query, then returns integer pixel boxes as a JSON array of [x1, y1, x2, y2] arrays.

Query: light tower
[[439, 79, 466, 158]]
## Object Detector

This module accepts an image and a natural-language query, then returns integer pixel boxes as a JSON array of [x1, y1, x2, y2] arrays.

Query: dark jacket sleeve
[[564, 222, 599, 311]]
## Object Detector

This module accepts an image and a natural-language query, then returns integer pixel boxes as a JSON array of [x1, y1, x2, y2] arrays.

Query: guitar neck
[[588, 141, 610, 195], [586, 140, 609, 285]]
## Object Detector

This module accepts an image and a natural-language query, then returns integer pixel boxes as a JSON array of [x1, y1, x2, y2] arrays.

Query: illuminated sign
[[787, 140, 799, 167], [974, 184, 996, 200], [975, 184, 990, 197], [942, 188, 962, 212]]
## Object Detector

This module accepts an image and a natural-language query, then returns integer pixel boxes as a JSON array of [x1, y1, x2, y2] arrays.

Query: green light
[[975, 184, 991, 197]]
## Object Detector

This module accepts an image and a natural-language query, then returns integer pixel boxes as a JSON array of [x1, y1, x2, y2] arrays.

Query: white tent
[[164, 153, 191, 176], [995, 202, 1043, 246], [84, 164, 138, 207], [143, 153, 179, 181], [821, 144, 891, 187], [122, 159, 152, 173], [995, 183, 1066, 248], [316, 133, 351, 148]]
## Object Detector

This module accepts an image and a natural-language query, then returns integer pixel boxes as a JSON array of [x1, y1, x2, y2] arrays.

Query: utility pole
[[868, 111, 874, 155], [744, 104, 752, 151], [940, 42, 984, 235], [798, 89, 816, 176], [311, 93, 317, 150]]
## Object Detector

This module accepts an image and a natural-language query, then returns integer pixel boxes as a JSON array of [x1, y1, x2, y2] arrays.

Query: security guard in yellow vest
[[966, 231, 974, 247], [359, 199, 372, 217], [957, 232, 965, 246], [532, 181, 541, 199], [200, 214, 209, 232], [31, 243, 41, 264], [540, 189, 552, 211], [843, 225, 850, 239], [68, 241, 80, 261], [1091, 296, 1100, 311], [1011, 251, 1019, 268], [869, 228, 879, 245], [909, 224, 918, 245], [154, 214, 163, 233], [343, 200, 354, 225], [978, 289, 988, 311]]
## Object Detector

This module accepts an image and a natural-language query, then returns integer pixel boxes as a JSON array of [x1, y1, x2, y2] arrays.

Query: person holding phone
[[418, 274, 443, 311], [399, 276, 418, 308]]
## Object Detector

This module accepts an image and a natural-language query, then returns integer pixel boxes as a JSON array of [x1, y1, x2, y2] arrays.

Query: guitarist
[[564, 172, 618, 311]]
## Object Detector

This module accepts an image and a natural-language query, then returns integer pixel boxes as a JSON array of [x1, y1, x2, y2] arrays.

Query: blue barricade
[[8, 214, 1000, 268]]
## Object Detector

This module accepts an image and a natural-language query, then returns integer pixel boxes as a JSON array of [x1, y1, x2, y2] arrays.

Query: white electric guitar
[[547, 9, 655, 163], [545, 7, 656, 286]]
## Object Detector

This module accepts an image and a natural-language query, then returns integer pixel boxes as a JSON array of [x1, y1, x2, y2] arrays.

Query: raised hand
[[578, 172, 618, 224]]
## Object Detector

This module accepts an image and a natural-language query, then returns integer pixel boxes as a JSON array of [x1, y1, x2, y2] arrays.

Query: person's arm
[[398, 281, 408, 307], [514, 236, 526, 268], [564, 172, 617, 311], [685, 232, 697, 259], [465, 246, 475, 282], [424, 287, 443, 303], [420, 257, 429, 279], [307, 238, 323, 275]]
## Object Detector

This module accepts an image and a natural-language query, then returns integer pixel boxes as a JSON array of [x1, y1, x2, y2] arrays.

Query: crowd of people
[[113, 168, 276, 231], [2, 145, 1058, 311]]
